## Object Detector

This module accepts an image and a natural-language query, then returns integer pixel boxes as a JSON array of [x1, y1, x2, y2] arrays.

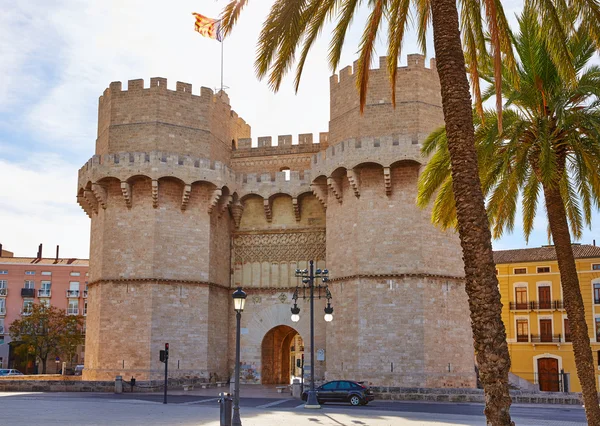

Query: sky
[[0, 0, 599, 259]]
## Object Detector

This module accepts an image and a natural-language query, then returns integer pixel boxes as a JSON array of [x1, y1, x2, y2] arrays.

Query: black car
[[301, 380, 374, 406]]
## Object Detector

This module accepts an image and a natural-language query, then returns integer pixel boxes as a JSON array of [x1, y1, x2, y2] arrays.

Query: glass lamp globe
[[324, 313, 333, 322], [291, 314, 300, 322]]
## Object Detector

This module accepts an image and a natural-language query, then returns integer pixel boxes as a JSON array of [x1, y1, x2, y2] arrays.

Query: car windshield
[[0, 369, 9, 374]]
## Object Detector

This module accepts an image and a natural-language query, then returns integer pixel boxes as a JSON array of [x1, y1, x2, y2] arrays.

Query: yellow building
[[495, 244, 600, 392]]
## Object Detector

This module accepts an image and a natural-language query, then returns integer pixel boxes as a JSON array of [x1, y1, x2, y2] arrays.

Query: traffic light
[[165, 343, 169, 360], [159, 350, 166, 363]]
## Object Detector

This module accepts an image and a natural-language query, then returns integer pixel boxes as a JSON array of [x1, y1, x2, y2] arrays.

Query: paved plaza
[[0, 389, 587, 426]]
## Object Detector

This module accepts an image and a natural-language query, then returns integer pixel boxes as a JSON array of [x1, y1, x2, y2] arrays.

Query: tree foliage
[[417, 9, 600, 240], [9, 304, 84, 374]]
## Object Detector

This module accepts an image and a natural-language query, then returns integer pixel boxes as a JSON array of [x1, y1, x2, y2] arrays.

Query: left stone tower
[[77, 78, 250, 380]]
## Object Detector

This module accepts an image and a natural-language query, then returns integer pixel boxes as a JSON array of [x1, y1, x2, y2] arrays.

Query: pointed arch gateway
[[261, 325, 304, 385]]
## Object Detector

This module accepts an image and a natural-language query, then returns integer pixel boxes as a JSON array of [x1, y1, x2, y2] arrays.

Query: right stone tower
[[315, 54, 476, 387]]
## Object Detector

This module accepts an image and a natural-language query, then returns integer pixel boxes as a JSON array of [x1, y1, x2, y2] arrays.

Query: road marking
[[180, 398, 219, 406], [295, 403, 305, 409], [256, 399, 293, 409]]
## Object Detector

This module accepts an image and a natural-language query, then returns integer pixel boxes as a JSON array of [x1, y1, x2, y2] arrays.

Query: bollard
[[218, 392, 232, 426], [292, 378, 302, 399], [115, 375, 123, 394], [130, 377, 136, 393]]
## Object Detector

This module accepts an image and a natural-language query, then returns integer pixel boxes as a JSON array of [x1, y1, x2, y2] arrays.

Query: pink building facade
[[0, 245, 89, 373]]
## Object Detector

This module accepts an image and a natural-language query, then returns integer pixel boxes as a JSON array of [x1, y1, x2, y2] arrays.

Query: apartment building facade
[[495, 244, 600, 393], [0, 246, 89, 373]]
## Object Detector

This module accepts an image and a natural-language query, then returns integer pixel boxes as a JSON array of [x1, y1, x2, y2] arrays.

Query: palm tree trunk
[[543, 184, 600, 424], [429, 0, 513, 424]]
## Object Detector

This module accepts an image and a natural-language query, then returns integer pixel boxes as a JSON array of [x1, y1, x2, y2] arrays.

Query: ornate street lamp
[[232, 287, 247, 426], [292, 261, 333, 409]]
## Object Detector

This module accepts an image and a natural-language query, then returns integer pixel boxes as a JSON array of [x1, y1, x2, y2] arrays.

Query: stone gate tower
[[77, 79, 250, 380], [78, 55, 476, 388]]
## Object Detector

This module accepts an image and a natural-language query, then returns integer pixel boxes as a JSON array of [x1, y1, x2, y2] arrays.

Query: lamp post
[[232, 287, 247, 426], [293, 260, 333, 409]]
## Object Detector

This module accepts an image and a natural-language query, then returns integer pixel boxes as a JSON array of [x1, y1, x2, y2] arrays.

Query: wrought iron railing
[[509, 302, 531, 311], [530, 334, 562, 343], [66, 290, 80, 298], [38, 289, 51, 297]]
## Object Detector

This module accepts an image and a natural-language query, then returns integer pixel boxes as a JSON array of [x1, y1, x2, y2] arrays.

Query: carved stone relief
[[233, 231, 326, 264]]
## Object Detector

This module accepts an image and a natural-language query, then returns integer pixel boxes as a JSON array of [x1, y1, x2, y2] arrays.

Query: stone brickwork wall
[[326, 277, 474, 387], [77, 54, 475, 388]]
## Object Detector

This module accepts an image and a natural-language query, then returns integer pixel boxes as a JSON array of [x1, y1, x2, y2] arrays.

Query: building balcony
[[0, 308, 5, 316], [531, 334, 562, 343], [530, 301, 553, 310], [553, 300, 565, 310], [0, 326, 4, 334], [21, 288, 35, 298], [595, 298, 600, 305], [0, 288, 7, 296], [83, 290, 88, 298], [564, 334, 571, 343], [516, 334, 530, 343], [37, 289, 51, 298], [66, 308, 79, 315], [509, 302, 531, 311], [66, 290, 80, 298], [21, 308, 33, 316]]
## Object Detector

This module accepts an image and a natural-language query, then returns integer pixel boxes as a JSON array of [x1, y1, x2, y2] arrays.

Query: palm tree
[[220, 1, 599, 424], [417, 9, 600, 422]]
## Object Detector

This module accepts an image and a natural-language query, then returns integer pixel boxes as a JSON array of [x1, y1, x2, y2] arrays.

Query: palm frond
[[356, 0, 385, 113]]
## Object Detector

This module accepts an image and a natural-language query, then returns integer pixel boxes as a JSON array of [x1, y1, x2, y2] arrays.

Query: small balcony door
[[540, 319, 553, 342], [515, 287, 528, 310], [538, 286, 551, 309]]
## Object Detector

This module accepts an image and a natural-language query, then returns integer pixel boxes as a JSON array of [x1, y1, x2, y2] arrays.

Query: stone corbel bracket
[[263, 199, 273, 222], [91, 183, 107, 210], [383, 167, 392, 196], [219, 194, 233, 217], [231, 201, 244, 229], [120, 181, 132, 208], [310, 183, 328, 209], [181, 184, 192, 211], [327, 177, 343, 204], [151, 180, 159, 208], [346, 169, 360, 198], [208, 189, 222, 214], [292, 197, 301, 221], [77, 195, 93, 218], [83, 189, 99, 215]]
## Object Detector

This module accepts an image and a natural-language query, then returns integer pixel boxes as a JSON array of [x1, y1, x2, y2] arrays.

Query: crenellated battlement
[[329, 54, 437, 85], [237, 169, 313, 201], [96, 77, 251, 163], [100, 78, 222, 104], [312, 135, 425, 178], [232, 132, 328, 158], [328, 54, 443, 146]]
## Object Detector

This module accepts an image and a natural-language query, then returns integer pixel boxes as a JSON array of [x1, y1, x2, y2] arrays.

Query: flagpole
[[220, 38, 224, 93]]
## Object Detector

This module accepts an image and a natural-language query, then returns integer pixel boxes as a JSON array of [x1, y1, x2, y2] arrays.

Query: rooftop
[[0, 257, 89, 266], [494, 244, 600, 264]]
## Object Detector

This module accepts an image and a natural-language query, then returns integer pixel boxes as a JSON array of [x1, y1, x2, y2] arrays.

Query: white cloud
[[0, 156, 89, 258]]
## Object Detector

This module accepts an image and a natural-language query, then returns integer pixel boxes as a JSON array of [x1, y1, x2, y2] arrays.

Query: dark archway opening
[[261, 325, 303, 384]]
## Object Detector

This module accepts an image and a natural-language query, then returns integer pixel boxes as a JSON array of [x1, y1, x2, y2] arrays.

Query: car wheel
[[302, 394, 307, 402], [349, 395, 362, 406], [317, 399, 324, 405]]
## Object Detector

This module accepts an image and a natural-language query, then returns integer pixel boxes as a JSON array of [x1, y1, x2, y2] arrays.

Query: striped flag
[[192, 13, 223, 42]]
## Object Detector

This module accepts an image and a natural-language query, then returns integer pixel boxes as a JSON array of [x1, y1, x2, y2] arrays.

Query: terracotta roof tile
[[0, 257, 89, 266], [493, 244, 600, 264]]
